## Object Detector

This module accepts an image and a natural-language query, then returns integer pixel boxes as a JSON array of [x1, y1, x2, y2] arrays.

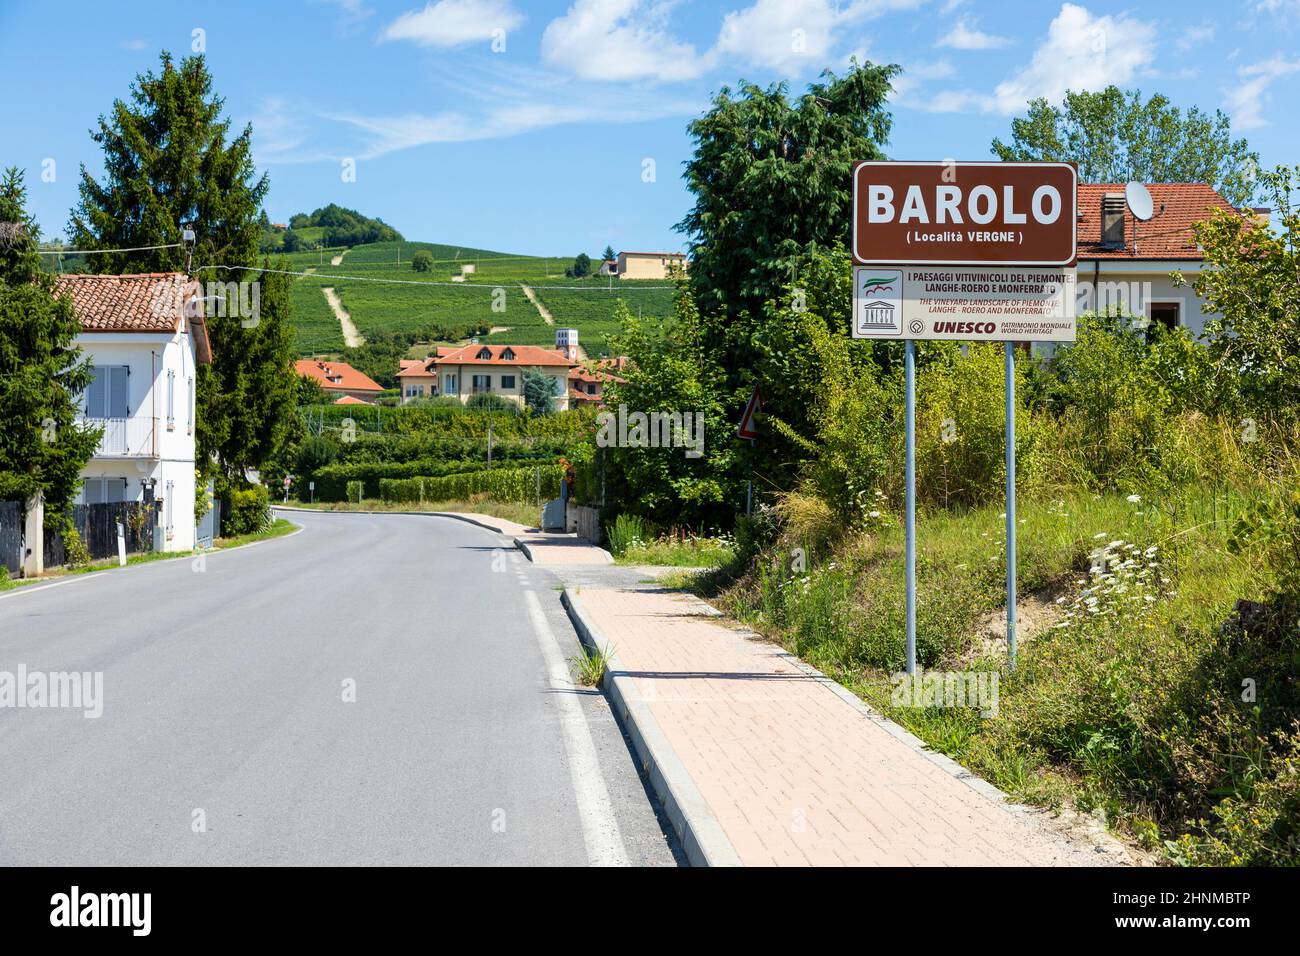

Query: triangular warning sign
[[737, 387, 762, 440]]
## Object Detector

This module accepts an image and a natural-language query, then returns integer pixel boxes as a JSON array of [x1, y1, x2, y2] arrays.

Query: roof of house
[[332, 394, 371, 405], [294, 359, 384, 392], [568, 356, 627, 384], [433, 344, 573, 367], [1076, 183, 1240, 261], [54, 272, 194, 332], [53, 272, 212, 362], [397, 357, 437, 378], [618, 250, 686, 258]]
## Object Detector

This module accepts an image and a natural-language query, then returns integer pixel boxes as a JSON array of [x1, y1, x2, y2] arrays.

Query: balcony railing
[[80, 416, 159, 458]]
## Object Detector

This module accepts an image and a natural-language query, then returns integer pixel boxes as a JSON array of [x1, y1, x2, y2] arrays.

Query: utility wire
[[38, 242, 184, 255], [201, 263, 676, 290]]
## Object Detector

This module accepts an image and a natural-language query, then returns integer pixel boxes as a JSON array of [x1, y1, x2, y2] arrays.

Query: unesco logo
[[908, 319, 924, 335]]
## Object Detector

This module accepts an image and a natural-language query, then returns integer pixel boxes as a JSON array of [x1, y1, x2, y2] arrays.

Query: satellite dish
[[1125, 181, 1154, 221]]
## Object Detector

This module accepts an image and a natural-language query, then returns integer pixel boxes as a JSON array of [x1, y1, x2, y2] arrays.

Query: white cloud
[[1175, 22, 1214, 53], [716, 0, 926, 73], [382, 0, 522, 48], [935, 17, 1012, 50], [988, 3, 1156, 114], [326, 95, 698, 158], [1225, 55, 1300, 129], [716, 0, 840, 71], [541, 0, 707, 82]]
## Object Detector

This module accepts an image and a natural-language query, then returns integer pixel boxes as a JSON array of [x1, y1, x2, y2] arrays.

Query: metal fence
[[196, 498, 221, 549], [0, 501, 21, 575], [44, 503, 157, 566]]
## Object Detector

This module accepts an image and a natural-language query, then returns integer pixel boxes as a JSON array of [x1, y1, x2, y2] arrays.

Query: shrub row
[[313, 458, 499, 501], [378, 464, 563, 504]]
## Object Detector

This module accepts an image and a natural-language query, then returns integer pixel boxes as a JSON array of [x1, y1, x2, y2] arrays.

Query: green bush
[[346, 480, 363, 504], [224, 485, 271, 536], [378, 477, 427, 503], [606, 513, 648, 557], [418, 464, 562, 503]]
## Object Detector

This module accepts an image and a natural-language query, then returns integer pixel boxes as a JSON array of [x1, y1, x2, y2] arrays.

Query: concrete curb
[[561, 588, 742, 868], [513, 536, 615, 566]]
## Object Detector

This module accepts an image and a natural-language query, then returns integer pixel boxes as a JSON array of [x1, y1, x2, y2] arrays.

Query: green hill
[[284, 240, 678, 358]]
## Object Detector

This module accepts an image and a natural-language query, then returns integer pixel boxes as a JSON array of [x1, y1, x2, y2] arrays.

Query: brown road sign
[[852, 161, 1077, 267]]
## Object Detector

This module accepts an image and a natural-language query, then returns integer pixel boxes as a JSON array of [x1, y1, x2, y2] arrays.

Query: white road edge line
[[522, 588, 629, 867]]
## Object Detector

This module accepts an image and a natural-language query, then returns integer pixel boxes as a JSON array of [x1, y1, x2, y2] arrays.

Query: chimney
[[1101, 193, 1126, 250]]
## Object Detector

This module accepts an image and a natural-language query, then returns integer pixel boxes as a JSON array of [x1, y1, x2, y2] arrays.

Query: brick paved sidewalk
[[515, 533, 613, 566], [571, 586, 1118, 867]]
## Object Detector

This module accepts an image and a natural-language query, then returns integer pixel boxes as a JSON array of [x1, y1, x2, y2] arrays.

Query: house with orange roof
[[431, 343, 574, 410], [1075, 182, 1245, 337], [396, 347, 458, 403], [294, 358, 384, 402], [569, 356, 628, 406], [54, 272, 211, 551]]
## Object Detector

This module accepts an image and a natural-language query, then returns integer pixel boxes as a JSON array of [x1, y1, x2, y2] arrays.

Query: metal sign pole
[[904, 339, 917, 676], [1005, 343, 1018, 671], [746, 439, 754, 516]]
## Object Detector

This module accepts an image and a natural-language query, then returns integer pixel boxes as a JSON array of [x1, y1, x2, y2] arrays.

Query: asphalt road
[[0, 510, 681, 866]]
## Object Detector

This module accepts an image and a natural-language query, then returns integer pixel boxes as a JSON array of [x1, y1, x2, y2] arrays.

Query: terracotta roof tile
[[1076, 183, 1241, 260], [54, 272, 198, 333], [433, 344, 573, 367], [295, 359, 384, 393]]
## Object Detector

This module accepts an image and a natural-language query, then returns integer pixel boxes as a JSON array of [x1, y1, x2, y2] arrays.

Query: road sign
[[852, 265, 1077, 341], [737, 387, 762, 440], [852, 161, 1077, 266]]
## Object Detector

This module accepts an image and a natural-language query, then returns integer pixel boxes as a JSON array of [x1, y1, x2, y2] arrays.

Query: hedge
[[378, 464, 563, 504], [313, 454, 559, 501]]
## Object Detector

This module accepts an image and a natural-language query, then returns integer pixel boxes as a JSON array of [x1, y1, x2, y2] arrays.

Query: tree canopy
[[67, 51, 298, 484], [992, 86, 1259, 206], [0, 168, 99, 512]]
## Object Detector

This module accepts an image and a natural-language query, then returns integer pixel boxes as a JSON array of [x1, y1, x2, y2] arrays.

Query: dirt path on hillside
[[322, 287, 364, 347], [330, 249, 348, 267], [519, 284, 554, 326]]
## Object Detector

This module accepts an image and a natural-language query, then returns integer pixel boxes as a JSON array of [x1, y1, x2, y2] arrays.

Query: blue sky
[[2, 0, 1297, 255]]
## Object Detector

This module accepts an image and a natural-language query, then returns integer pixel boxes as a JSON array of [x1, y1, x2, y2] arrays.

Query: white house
[[55, 273, 211, 552], [1075, 182, 1243, 334]]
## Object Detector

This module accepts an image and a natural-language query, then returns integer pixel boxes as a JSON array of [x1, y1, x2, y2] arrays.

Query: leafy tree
[[570, 253, 592, 278], [0, 168, 100, 513], [678, 63, 898, 332], [281, 228, 302, 253], [522, 367, 558, 415], [296, 373, 328, 406], [289, 204, 402, 246], [673, 62, 898, 503], [600, 297, 735, 527], [992, 87, 1259, 206], [411, 250, 434, 273], [67, 52, 266, 273], [201, 263, 300, 480], [1178, 165, 1300, 419], [66, 51, 299, 483]]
